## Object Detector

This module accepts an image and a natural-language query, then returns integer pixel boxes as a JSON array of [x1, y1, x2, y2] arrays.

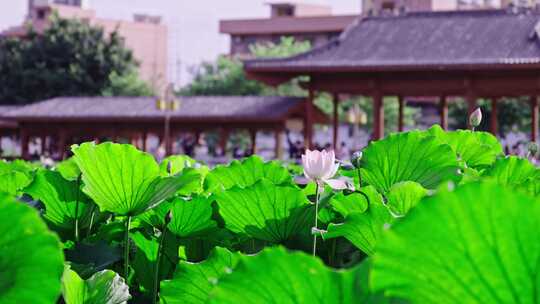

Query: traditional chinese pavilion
[[1, 96, 327, 160], [244, 9, 540, 147]]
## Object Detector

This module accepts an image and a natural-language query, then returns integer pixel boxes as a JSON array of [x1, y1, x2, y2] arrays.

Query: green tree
[[0, 14, 142, 104], [101, 71, 154, 97], [180, 37, 310, 97], [180, 56, 264, 96], [249, 36, 311, 59]]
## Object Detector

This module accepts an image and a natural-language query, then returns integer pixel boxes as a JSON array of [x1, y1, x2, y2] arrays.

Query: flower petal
[[324, 178, 352, 190]]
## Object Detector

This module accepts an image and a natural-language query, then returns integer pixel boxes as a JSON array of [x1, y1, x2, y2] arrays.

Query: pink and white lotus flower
[[301, 149, 352, 190]]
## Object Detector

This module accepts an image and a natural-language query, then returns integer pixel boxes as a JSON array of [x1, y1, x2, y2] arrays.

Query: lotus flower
[[469, 108, 482, 128], [302, 149, 350, 190]]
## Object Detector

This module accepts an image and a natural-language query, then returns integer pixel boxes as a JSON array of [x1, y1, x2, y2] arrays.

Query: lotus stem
[[153, 228, 167, 304], [74, 174, 81, 242], [312, 182, 321, 256], [86, 204, 96, 238], [124, 216, 132, 279], [329, 238, 337, 266], [356, 167, 362, 189]]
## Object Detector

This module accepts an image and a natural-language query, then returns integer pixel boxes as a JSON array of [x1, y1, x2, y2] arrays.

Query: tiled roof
[[3, 96, 306, 122], [0, 106, 21, 129], [219, 15, 358, 35], [245, 9, 540, 71]]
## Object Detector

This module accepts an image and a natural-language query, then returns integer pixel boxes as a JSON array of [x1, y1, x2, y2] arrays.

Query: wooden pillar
[[274, 129, 283, 159], [397, 96, 405, 132], [58, 131, 67, 160], [440, 96, 448, 130], [304, 89, 314, 149], [332, 94, 339, 150], [40, 135, 46, 155], [250, 130, 257, 155], [531, 97, 538, 143], [142, 131, 148, 152], [466, 92, 477, 129], [164, 114, 172, 156], [130, 133, 139, 148], [373, 93, 384, 140], [490, 98, 498, 136], [21, 129, 29, 160], [219, 129, 229, 156]]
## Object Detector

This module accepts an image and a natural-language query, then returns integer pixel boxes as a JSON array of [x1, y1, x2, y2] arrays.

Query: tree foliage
[[249, 36, 311, 58], [180, 37, 310, 97], [0, 15, 143, 104], [101, 71, 154, 97]]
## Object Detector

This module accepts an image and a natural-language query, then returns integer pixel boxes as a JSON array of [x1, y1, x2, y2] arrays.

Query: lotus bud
[[528, 142, 539, 157], [351, 151, 363, 168], [469, 108, 482, 128]]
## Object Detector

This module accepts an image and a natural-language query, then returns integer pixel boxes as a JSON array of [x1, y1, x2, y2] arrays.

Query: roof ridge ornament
[[532, 20, 540, 40]]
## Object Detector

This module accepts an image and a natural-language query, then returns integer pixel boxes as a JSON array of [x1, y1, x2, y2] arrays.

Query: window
[[276, 6, 294, 17], [36, 9, 46, 20], [382, 1, 396, 10]]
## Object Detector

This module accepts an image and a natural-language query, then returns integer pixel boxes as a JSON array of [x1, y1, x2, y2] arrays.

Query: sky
[[0, 0, 360, 85]]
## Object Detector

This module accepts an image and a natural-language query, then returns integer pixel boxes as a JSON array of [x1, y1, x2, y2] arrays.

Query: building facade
[[220, 2, 357, 58], [221, 0, 538, 59], [2, 0, 168, 91], [362, 0, 538, 15]]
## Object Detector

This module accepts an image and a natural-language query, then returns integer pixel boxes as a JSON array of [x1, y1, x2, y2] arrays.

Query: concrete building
[[219, 2, 357, 58], [2, 0, 168, 91], [362, 0, 500, 14], [221, 0, 533, 59]]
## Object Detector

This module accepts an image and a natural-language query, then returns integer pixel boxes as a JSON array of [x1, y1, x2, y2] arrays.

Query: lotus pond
[[1, 124, 539, 304]]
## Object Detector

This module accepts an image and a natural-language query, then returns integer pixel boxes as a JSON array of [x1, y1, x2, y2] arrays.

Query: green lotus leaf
[[386, 181, 428, 217], [130, 231, 179, 293], [24, 169, 95, 229], [214, 179, 312, 242], [65, 241, 122, 272], [371, 182, 540, 303], [0, 194, 64, 303], [330, 186, 380, 217], [167, 196, 218, 238], [208, 246, 375, 304], [160, 247, 239, 304], [427, 125, 503, 168], [160, 155, 197, 175], [360, 130, 460, 193], [483, 156, 540, 195], [56, 157, 82, 181], [71, 142, 188, 216], [175, 168, 206, 196], [136, 200, 173, 229], [0, 171, 32, 195], [204, 155, 292, 192], [0, 159, 35, 175], [160, 155, 209, 196], [324, 187, 392, 255], [0, 159, 34, 195], [62, 265, 130, 304]]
